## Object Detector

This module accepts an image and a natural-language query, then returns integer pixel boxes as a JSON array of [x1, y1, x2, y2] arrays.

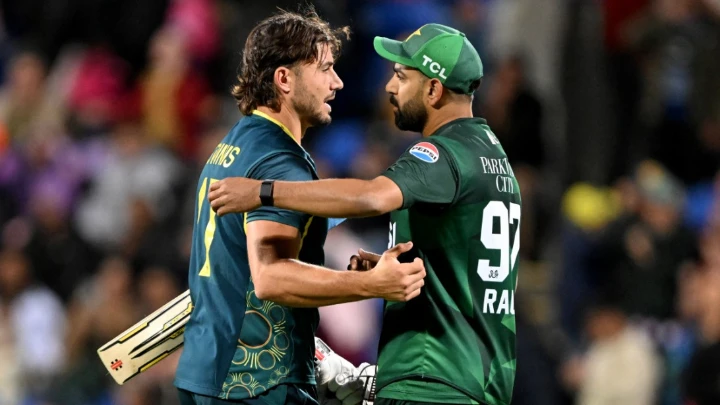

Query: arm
[[248, 219, 369, 306], [210, 176, 402, 218], [247, 220, 424, 307], [208, 140, 458, 218], [236, 151, 423, 306], [268, 176, 403, 218]]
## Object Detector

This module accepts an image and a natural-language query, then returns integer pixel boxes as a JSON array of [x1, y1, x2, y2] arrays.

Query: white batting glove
[[329, 362, 377, 405], [314, 337, 356, 404]]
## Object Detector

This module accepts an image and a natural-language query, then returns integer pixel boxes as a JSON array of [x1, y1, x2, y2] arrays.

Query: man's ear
[[427, 78, 445, 108], [274, 66, 293, 95]]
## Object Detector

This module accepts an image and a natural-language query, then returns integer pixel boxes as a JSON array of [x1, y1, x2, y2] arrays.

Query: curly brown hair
[[232, 7, 350, 115]]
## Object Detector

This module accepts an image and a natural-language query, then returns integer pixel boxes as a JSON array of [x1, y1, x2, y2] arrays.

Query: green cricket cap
[[373, 23, 484, 95]]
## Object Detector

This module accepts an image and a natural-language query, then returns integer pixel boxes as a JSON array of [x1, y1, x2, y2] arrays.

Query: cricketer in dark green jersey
[[378, 119, 520, 405], [208, 23, 520, 405]]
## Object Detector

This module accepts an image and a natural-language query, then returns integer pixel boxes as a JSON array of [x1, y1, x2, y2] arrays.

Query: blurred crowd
[[0, 0, 718, 405]]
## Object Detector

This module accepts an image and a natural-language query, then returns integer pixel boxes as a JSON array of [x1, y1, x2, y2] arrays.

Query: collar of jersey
[[252, 110, 297, 144]]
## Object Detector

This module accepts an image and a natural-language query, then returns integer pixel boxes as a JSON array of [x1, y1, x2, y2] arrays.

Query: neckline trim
[[252, 110, 297, 144]]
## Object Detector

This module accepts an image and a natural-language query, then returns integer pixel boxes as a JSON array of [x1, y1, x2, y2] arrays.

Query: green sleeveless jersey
[[174, 112, 327, 400], [378, 118, 521, 405]]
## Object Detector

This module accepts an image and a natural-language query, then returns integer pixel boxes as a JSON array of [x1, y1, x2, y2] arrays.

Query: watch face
[[260, 180, 274, 206]]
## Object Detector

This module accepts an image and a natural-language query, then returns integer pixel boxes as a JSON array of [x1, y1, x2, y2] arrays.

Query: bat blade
[[97, 289, 192, 384]]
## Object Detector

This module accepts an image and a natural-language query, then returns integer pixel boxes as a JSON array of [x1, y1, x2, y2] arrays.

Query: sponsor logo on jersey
[[409, 142, 439, 163]]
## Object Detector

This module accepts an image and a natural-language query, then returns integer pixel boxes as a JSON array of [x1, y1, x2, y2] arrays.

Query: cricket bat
[[97, 289, 192, 384], [98, 290, 376, 405]]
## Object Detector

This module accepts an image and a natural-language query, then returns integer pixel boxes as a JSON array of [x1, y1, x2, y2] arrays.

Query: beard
[[390, 92, 428, 132], [293, 82, 331, 128]]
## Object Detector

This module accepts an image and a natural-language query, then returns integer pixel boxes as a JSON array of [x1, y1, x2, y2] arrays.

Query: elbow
[[250, 268, 276, 301], [254, 283, 271, 301], [359, 177, 402, 216], [359, 192, 390, 217], [254, 281, 278, 301]]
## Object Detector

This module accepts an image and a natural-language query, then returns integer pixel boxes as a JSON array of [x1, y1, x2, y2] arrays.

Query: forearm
[[254, 259, 372, 307], [270, 179, 380, 218]]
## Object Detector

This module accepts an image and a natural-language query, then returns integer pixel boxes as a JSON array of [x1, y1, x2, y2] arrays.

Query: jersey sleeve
[[244, 152, 313, 231], [382, 140, 459, 210]]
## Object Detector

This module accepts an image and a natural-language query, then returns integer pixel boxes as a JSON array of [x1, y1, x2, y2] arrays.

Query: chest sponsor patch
[[409, 142, 439, 163]]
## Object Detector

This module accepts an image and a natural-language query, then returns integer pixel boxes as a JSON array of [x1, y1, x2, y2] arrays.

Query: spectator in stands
[[55, 256, 139, 405], [633, 0, 720, 183], [592, 160, 697, 320], [74, 117, 182, 256], [127, 24, 216, 161], [0, 249, 66, 400], [561, 293, 662, 405], [0, 49, 64, 144]]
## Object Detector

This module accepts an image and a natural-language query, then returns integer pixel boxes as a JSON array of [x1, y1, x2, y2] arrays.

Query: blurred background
[[0, 0, 718, 404]]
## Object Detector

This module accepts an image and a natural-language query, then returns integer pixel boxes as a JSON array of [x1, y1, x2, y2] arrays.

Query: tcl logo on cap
[[409, 142, 439, 163], [421, 55, 448, 79]]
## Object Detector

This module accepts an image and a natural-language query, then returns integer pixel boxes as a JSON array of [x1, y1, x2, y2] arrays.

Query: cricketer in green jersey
[[208, 23, 521, 405], [173, 10, 426, 405]]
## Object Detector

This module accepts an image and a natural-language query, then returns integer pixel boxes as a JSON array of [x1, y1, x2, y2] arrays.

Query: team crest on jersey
[[409, 142, 439, 163]]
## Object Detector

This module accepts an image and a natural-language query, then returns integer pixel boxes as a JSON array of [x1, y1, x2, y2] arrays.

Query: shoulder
[[404, 140, 445, 163], [403, 135, 468, 170], [237, 116, 305, 154], [248, 150, 316, 182], [389, 139, 460, 180], [439, 119, 496, 141], [389, 138, 459, 177], [227, 116, 313, 176], [232, 115, 288, 146], [435, 120, 507, 158]]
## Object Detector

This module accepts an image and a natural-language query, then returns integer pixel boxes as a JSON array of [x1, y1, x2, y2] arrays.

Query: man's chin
[[309, 113, 332, 127], [394, 116, 411, 132]]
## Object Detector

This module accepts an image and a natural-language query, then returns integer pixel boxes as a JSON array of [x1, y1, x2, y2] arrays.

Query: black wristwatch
[[259, 180, 275, 206]]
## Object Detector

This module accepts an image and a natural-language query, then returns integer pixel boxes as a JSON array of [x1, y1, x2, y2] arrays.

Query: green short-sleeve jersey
[[174, 113, 328, 400], [380, 118, 521, 405]]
